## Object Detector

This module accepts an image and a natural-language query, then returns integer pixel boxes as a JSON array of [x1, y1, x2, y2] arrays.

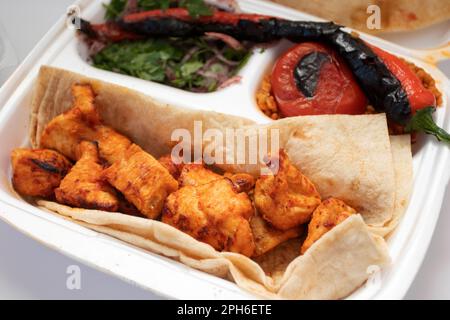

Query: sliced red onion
[[218, 75, 242, 89], [204, 32, 243, 51], [211, 48, 240, 66], [181, 47, 200, 63], [196, 70, 219, 79], [200, 56, 218, 72], [88, 39, 106, 56]]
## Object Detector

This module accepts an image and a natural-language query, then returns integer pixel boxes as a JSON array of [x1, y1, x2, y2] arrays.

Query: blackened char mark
[[294, 51, 331, 98], [76, 17, 96, 38], [233, 19, 279, 42], [31, 159, 62, 174], [120, 18, 196, 37], [276, 20, 341, 41]]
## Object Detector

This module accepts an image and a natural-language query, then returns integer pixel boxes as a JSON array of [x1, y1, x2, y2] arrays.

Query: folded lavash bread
[[30, 66, 413, 299]]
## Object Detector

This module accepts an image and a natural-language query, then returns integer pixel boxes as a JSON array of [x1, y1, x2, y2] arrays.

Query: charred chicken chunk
[[40, 83, 132, 164], [40, 84, 99, 160], [158, 154, 185, 180], [103, 144, 178, 219], [55, 141, 119, 212], [224, 172, 256, 193], [116, 193, 144, 217], [178, 163, 221, 187], [11, 148, 72, 198], [177, 163, 255, 192], [251, 213, 303, 257], [300, 198, 356, 254], [70, 83, 101, 124], [95, 125, 131, 164], [254, 149, 321, 230], [162, 178, 255, 257]]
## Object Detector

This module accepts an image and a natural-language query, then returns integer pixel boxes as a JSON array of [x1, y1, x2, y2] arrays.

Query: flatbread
[[27, 66, 414, 299], [369, 135, 413, 236], [37, 200, 389, 299], [270, 0, 450, 33]]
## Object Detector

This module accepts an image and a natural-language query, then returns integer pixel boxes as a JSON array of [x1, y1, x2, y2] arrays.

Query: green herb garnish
[[103, 0, 127, 20], [97, 1, 246, 91], [92, 38, 251, 92], [405, 106, 450, 143], [179, 0, 213, 18], [137, 0, 171, 11], [235, 51, 253, 73]]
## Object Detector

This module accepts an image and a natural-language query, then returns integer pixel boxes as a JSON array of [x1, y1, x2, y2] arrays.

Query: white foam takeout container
[[0, 0, 449, 299]]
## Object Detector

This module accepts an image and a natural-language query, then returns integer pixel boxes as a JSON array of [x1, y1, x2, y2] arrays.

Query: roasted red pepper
[[271, 42, 367, 117], [370, 45, 436, 113], [123, 8, 271, 25], [78, 19, 143, 42]]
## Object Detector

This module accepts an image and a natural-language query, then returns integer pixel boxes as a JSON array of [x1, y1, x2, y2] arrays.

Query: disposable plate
[[0, 0, 449, 299]]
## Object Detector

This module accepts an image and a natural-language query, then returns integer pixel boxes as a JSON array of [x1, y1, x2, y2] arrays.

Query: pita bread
[[270, 0, 450, 33], [369, 135, 413, 236], [37, 200, 389, 299], [27, 66, 415, 299]]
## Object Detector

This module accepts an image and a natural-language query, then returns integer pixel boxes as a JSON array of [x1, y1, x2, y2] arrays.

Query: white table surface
[[0, 0, 449, 300]]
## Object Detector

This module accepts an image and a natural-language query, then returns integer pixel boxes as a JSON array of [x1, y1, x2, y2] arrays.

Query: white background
[[0, 0, 449, 299]]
